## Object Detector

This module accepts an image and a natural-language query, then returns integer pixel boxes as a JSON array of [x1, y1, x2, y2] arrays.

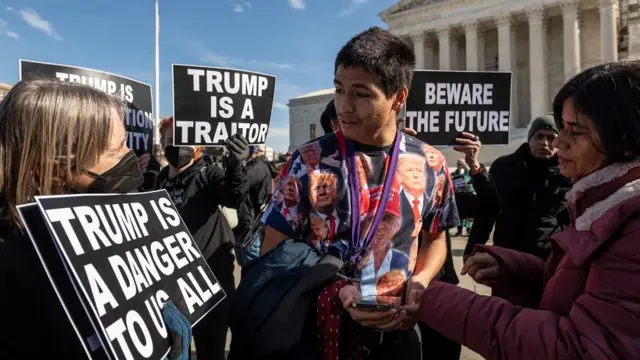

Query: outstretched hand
[[162, 301, 192, 360], [461, 252, 501, 286]]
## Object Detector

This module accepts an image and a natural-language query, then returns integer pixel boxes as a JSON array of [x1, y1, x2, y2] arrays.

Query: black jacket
[[433, 166, 501, 285], [229, 240, 342, 360], [0, 221, 94, 359], [465, 143, 572, 259], [156, 155, 248, 260], [235, 155, 277, 238]]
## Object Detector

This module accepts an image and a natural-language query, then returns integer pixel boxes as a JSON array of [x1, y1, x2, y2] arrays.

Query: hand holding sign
[[224, 134, 250, 170], [163, 301, 192, 360], [22, 191, 225, 360], [405, 70, 512, 145], [453, 132, 482, 172], [172, 65, 276, 146]]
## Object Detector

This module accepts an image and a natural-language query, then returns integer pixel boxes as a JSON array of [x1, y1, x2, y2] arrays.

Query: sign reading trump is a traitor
[[19, 60, 155, 155], [20, 190, 225, 360], [405, 70, 512, 146], [172, 64, 276, 146]]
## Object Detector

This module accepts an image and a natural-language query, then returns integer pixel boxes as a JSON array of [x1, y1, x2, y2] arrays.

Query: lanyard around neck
[[337, 130, 401, 266]]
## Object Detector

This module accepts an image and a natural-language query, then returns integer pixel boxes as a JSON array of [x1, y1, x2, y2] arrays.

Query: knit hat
[[528, 113, 559, 141]]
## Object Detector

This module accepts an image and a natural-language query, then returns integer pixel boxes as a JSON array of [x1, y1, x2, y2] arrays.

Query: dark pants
[[419, 322, 462, 360], [192, 243, 236, 360], [416, 231, 462, 360], [369, 329, 421, 359]]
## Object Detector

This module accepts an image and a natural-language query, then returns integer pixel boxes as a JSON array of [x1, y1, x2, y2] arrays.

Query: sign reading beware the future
[[405, 70, 513, 146]]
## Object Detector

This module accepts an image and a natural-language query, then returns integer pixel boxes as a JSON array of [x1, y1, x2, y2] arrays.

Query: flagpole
[[154, 0, 161, 155]]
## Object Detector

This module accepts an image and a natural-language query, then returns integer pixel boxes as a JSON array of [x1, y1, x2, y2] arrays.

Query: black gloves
[[162, 301, 192, 360], [224, 134, 250, 170]]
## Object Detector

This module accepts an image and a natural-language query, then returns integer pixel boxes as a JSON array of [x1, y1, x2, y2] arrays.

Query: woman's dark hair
[[335, 27, 415, 98], [552, 60, 640, 163], [320, 99, 337, 134]]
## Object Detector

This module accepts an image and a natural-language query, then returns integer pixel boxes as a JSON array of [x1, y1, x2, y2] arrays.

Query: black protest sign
[[19, 59, 154, 155], [172, 64, 276, 146], [34, 190, 225, 360], [18, 203, 110, 360], [451, 174, 467, 191], [406, 70, 512, 145]]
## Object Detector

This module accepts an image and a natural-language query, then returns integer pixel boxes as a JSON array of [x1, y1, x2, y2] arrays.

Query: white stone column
[[477, 32, 486, 70], [599, 0, 618, 62], [528, 7, 549, 118], [496, 13, 519, 127], [495, 14, 513, 72], [464, 21, 479, 71], [450, 35, 460, 70], [412, 32, 426, 69], [437, 27, 451, 70], [562, 1, 581, 80], [424, 37, 435, 68]]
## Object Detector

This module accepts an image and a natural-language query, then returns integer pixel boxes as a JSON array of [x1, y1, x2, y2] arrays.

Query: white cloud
[[200, 52, 242, 67], [0, 18, 19, 40], [5, 6, 14, 12], [18, 7, 62, 40], [338, 0, 369, 17], [247, 59, 295, 70], [266, 127, 290, 152], [288, 0, 305, 10], [231, 0, 251, 13], [189, 39, 321, 73], [273, 102, 288, 110]]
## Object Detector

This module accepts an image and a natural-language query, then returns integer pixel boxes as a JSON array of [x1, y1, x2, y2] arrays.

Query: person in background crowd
[[465, 113, 572, 262], [261, 27, 459, 358], [0, 79, 190, 358], [452, 159, 474, 237], [320, 99, 340, 134], [415, 60, 640, 360], [156, 117, 249, 360], [138, 151, 163, 191], [401, 131, 499, 360], [234, 144, 278, 266]]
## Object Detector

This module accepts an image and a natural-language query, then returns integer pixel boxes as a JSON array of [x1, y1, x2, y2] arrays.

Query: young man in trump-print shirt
[[260, 27, 459, 353]]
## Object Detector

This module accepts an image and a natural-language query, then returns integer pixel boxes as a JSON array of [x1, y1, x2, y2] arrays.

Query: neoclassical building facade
[[380, 0, 631, 129]]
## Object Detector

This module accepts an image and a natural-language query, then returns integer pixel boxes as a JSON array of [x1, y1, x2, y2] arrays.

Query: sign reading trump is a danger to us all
[[33, 190, 225, 360], [172, 64, 276, 146]]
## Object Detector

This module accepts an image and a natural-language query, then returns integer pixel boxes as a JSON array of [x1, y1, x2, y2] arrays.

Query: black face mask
[[86, 150, 144, 193], [164, 146, 194, 168]]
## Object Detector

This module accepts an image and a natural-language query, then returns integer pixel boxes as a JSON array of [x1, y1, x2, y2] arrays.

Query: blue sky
[[0, 0, 397, 152]]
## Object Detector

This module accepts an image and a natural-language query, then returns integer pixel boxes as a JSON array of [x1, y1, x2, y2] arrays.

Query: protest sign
[[405, 70, 512, 146], [18, 203, 110, 360], [23, 190, 224, 360], [19, 60, 154, 155], [172, 64, 276, 146], [451, 174, 468, 191]]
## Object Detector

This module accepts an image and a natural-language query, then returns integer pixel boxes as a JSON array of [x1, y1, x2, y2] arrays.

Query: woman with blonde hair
[[0, 79, 148, 358]]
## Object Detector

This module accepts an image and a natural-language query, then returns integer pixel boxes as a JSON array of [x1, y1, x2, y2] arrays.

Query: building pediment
[[380, 0, 449, 19]]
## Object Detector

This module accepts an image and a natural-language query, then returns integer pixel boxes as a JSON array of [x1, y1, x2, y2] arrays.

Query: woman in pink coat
[[413, 60, 640, 359]]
